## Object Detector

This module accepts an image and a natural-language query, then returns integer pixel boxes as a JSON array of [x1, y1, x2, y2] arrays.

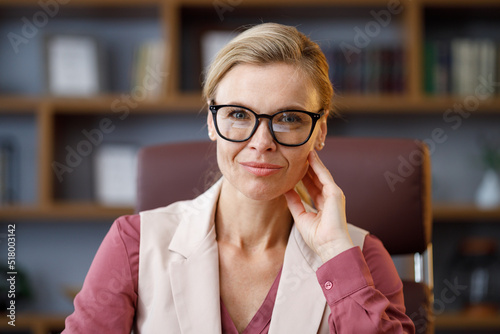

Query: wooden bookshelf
[[0, 1, 498, 214]]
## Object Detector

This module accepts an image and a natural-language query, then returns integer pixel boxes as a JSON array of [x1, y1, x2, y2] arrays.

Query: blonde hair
[[202, 23, 334, 115]]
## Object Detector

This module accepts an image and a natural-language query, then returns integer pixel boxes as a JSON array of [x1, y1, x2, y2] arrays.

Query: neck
[[215, 180, 292, 253]]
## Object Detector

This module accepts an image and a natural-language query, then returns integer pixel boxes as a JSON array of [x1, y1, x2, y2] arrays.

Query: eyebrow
[[217, 101, 310, 112]]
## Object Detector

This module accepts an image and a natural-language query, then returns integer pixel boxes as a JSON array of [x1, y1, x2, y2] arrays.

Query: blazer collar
[[167, 179, 223, 334], [168, 178, 222, 258], [268, 225, 327, 333]]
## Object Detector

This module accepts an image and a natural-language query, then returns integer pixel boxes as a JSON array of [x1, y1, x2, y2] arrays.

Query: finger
[[304, 160, 323, 191], [302, 171, 325, 207], [284, 189, 307, 219], [302, 169, 321, 197], [309, 150, 339, 195]]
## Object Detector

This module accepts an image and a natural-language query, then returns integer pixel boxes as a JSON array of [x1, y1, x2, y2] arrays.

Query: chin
[[238, 178, 291, 202]]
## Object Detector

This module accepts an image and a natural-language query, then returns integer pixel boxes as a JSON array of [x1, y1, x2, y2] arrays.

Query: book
[[448, 38, 497, 97], [423, 41, 436, 95], [131, 40, 167, 99], [325, 45, 404, 95], [435, 40, 451, 95]]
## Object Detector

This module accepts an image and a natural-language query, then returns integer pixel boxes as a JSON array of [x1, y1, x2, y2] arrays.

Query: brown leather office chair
[[136, 137, 433, 333]]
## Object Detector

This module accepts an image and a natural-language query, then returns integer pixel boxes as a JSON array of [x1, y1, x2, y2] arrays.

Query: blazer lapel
[[269, 225, 327, 333], [168, 180, 223, 334]]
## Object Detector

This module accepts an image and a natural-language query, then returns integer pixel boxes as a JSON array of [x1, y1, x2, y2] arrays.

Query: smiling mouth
[[240, 162, 283, 177]]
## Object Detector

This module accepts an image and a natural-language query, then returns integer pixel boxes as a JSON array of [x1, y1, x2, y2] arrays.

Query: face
[[207, 63, 328, 201]]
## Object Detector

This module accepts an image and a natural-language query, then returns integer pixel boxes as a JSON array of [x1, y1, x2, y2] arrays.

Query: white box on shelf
[[94, 144, 138, 207], [44, 34, 105, 96], [201, 30, 236, 72]]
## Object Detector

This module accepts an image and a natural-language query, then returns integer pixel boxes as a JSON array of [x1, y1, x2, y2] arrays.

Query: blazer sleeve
[[316, 234, 415, 334], [62, 215, 141, 334]]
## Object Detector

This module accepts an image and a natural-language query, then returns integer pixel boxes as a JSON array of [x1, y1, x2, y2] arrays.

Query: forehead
[[215, 63, 319, 111]]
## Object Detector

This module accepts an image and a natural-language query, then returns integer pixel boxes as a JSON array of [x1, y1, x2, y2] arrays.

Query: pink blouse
[[63, 214, 415, 333]]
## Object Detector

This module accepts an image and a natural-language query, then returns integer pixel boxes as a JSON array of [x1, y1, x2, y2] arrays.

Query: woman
[[63, 23, 415, 333]]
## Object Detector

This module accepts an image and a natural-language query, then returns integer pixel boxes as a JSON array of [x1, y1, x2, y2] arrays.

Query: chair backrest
[[136, 137, 432, 255], [136, 137, 433, 333]]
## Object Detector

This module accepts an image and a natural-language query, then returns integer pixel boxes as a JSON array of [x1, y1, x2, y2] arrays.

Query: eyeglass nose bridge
[[251, 113, 278, 142]]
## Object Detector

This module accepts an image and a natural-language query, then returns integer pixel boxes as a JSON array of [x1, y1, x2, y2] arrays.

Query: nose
[[248, 119, 277, 152]]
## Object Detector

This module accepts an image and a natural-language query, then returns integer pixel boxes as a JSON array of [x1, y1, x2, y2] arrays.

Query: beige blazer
[[135, 179, 368, 334]]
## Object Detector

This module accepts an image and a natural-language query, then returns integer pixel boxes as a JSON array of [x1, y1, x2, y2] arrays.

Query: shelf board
[[336, 95, 500, 113], [51, 94, 207, 113], [0, 205, 46, 220], [0, 94, 206, 114], [419, 96, 500, 113], [0, 96, 40, 112], [0, 313, 66, 332], [435, 311, 500, 330], [0, 0, 159, 6], [181, 0, 396, 6], [433, 203, 500, 222], [420, 0, 500, 7], [6, 0, 498, 6], [47, 94, 202, 113], [0, 203, 134, 221]]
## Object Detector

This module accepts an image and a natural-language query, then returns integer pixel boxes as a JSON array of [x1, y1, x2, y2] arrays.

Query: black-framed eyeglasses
[[209, 104, 324, 147]]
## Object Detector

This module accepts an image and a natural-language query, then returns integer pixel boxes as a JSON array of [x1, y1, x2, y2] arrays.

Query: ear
[[207, 109, 217, 141], [314, 111, 328, 151]]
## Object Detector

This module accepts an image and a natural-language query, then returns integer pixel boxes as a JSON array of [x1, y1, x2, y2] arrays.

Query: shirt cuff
[[316, 246, 375, 305]]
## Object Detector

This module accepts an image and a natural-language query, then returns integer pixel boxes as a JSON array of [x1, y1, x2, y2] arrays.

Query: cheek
[[288, 149, 311, 179], [215, 141, 242, 174], [216, 142, 229, 173]]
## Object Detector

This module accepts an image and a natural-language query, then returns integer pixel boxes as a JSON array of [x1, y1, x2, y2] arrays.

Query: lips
[[240, 161, 283, 176]]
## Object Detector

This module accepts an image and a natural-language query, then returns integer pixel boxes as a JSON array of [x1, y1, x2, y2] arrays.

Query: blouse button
[[324, 281, 333, 290]]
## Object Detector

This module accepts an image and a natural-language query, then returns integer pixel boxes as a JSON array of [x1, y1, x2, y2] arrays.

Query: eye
[[278, 112, 303, 123], [228, 108, 251, 120], [231, 111, 247, 119]]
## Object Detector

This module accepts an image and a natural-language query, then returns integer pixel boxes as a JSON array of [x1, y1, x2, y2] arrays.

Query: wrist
[[317, 239, 354, 263]]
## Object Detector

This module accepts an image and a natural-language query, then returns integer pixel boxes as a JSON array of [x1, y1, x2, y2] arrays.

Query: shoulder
[[113, 214, 141, 239], [362, 234, 393, 263], [93, 214, 141, 258], [362, 234, 404, 298]]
